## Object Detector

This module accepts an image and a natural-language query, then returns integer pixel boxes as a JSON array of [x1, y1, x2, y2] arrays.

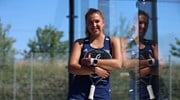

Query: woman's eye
[[95, 20, 100, 23]]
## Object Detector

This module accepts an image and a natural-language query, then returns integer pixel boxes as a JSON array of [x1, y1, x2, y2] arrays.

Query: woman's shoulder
[[119, 36, 128, 41], [74, 37, 88, 45], [109, 35, 119, 41], [108, 36, 121, 46], [142, 38, 157, 46], [110, 36, 128, 43]]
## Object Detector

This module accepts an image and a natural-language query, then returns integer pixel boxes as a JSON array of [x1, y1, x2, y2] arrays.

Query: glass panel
[[0, 0, 69, 100], [14, 57, 31, 100], [30, 53, 68, 100], [0, 53, 14, 99], [157, 1, 180, 100], [1, 0, 180, 100], [108, 1, 138, 100], [75, 0, 137, 100], [13, 53, 68, 100]]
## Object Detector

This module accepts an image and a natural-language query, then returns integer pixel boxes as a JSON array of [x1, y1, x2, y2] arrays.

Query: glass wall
[[0, 0, 69, 100], [0, 0, 179, 100], [157, 1, 180, 100]]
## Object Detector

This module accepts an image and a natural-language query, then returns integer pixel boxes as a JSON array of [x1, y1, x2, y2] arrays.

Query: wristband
[[90, 58, 98, 67], [147, 58, 155, 66], [90, 58, 94, 66], [93, 58, 98, 66]]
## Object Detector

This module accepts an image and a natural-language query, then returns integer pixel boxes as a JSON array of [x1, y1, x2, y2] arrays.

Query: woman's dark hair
[[85, 8, 104, 36]]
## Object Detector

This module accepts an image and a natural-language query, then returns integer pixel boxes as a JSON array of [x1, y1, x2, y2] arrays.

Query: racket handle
[[147, 85, 155, 100], [88, 84, 95, 100]]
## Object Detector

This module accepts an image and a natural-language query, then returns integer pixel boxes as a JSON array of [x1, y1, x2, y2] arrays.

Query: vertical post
[[69, 0, 75, 52], [68, 0, 76, 96], [13, 58, 16, 100], [30, 53, 33, 100], [151, 0, 158, 43], [169, 55, 172, 100]]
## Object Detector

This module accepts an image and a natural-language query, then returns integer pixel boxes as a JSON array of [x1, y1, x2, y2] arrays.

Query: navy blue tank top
[[80, 36, 112, 59], [68, 35, 112, 100], [128, 38, 156, 78], [139, 39, 155, 60]]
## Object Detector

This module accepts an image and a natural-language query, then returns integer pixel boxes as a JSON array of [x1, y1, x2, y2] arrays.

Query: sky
[[0, 0, 180, 61], [0, 0, 69, 52]]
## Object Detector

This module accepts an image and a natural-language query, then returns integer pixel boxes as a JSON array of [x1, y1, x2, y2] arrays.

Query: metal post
[[13, 58, 16, 100], [69, 0, 75, 52], [169, 55, 172, 100], [30, 53, 33, 100], [151, 0, 158, 43], [67, 0, 77, 96]]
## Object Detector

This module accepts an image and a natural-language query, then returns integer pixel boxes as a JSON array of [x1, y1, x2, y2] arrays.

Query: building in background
[[98, 0, 110, 35]]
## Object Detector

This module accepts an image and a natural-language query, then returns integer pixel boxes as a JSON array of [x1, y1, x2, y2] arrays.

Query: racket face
[[84, 49, 112, 59], [84, 49, 112, 82]]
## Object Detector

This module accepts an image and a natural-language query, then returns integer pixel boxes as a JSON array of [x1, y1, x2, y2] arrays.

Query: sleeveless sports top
[[126, 37, 155, 60], [128, 38, 156, 77], [139, 39, 155, 60], [80, 35, 112, 59], [71, 35, 112, 86], [68, 35, 112, 100]]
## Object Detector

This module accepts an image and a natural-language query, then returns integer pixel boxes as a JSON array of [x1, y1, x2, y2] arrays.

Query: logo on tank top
[[83, 48, 88, 53], [148, 50, 153, 54], [104, 50, 110, 54]]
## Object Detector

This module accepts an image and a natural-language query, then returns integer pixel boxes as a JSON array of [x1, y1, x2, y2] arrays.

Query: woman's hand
[[139, 67, 151, 77], [81, 53, 93, 67], [95, 67, 109, 78], [81, 57, 92, 67]]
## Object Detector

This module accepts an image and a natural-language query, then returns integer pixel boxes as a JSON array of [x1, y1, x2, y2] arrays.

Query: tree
[[0, 19, 16, 68], [170, 38, 180, 57], [24, 25, 68, 59]]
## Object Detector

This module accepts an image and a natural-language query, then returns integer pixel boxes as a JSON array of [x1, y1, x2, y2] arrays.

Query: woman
[[120, 10, 160, 100], [68, 8, 122, 100]]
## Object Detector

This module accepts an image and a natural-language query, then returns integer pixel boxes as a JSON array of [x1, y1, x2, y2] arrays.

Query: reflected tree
[[170, 38, 180, 57]]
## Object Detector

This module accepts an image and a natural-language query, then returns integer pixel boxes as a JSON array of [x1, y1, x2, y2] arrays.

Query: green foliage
[[0, 19, 16, 69], [24, 25, 68, 59], [170, 38, 180, 57]]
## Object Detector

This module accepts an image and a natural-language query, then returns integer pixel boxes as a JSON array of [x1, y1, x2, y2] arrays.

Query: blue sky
[[0, 0, 69, 52], [157, 2, 180, 60], [0, 0, 180, 60]]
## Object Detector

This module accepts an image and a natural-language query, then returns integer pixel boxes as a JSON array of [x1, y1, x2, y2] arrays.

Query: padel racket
[[83, 49, 112, 100], [139, 43, 156, 100]]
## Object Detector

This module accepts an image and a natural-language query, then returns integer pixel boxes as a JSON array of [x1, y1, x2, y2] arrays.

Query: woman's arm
[[81, 36, 122, 71], [68, 39, 110, 77], [98, 36, 122, 70], [68, 39, 94, 75], [120, 37, 150, 69]]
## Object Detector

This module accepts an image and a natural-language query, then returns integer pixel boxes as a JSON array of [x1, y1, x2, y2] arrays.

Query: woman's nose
[[92, 22, 96, 26], [140, 23, 145, 29]]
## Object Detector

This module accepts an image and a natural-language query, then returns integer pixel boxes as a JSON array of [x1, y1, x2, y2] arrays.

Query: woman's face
[[86, 13, 104, 36], [138, 14, 148, 38]]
